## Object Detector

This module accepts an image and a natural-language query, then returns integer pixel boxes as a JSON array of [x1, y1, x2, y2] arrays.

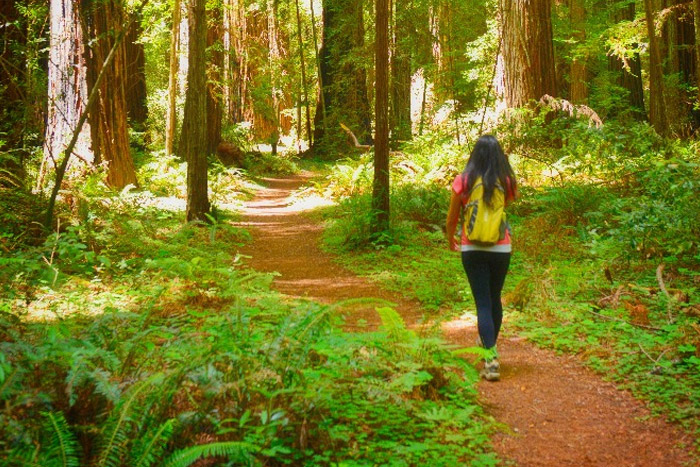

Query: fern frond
[[96, 374, 163, 467], [376, 307, 406, 333], [130, 419, 176, 467], [162, 441, 253, 467], [41, 411, 81, 467]]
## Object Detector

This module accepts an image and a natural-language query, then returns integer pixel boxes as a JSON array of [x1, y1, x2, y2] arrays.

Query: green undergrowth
[[312, 117, 700, 454], [1, 161, 496, 465]]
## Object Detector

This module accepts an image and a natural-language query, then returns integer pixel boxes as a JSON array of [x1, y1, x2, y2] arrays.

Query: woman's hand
[[448, 238, 460, 252]]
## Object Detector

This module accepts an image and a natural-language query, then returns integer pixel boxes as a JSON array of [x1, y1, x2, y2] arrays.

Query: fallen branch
[[587, 307, 663, 332], [339, 123, 372, 151], [656, 264, 675, 323]]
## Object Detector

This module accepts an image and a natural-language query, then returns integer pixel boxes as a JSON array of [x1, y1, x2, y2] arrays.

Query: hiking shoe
[[481, 358, 500, 381]]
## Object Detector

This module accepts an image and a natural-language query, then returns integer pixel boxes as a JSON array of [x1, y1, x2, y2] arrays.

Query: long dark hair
[[462, 135, 516, 206]]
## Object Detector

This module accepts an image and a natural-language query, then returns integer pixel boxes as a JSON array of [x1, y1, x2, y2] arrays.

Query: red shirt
[[452, 174, 516, 247]]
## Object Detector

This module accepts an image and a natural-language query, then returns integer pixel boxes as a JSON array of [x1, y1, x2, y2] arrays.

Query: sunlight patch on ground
[[441, 312, 479, 332]]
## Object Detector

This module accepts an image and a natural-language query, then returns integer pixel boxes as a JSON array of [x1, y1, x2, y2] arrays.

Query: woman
[[445, 135, 517, 381]]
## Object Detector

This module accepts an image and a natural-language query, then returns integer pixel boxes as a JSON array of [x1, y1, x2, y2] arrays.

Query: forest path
[[238, 173, 694, 466]]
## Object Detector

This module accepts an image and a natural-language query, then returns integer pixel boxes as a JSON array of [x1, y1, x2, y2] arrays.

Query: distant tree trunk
[[166, 0, 181, 156], [500, 0, 557, 107], [180, 0, 210, 221], [313, 0, 372, 154], [81, 0, 138, 189], [207, 3, 223, 154], [310, 0, 324, 126], [607, 2, 645, 120], [42, 0, 93, 189], [295, 0, 312, 143], [661, 0, 699, 134], [372, 0, 390, 235], [391, 0, 412, 144], [644, 0, 669, 136], [125, 18, 148, 129], [569, 0, 587, 104], [267, 0, 280, 154]]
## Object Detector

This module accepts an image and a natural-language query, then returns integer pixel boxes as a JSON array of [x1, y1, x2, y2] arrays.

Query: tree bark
[[81, 0, 138, 189], [313, 0, 372, 155], [661, 0, 699, 134], [391, 0, 412, 143], [500, 0, 557, 107], [267, 0, 280, 154], [644, 0, 669, 136], [295, 0, 312, 144], [207, 2, 223, 155], [125, 18, 148, 128], [180, 0, 210, 222], [166, 0, 182, 156], [569, 0, 587, 104], [43, 0, 93, 188], [373, 0, 390, 235]]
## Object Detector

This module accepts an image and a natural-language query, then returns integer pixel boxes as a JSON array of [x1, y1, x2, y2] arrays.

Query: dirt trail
[[239, 173, 695, 466]]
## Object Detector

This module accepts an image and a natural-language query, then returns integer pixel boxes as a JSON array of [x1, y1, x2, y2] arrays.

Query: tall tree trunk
[[310, 0, 324, 127], [373, 0, 390, 235], [81, 0, 138, 189], [500, 0, 557, 107], [569, 0, 587, 103], [661, 0, 699, 134], [207, 2, 223, 155], [180, 0, 209, 221], [42, 0, 93, 189], [267, 0, 280, 154], [644, 0, 669, 136], [607, 2, 645, 120], [295, 0, 312, 144], [313, 0, 372, 155], [391, 0, 412, 143], [125, 18, 148, 129], [166, 0, 181, 156]]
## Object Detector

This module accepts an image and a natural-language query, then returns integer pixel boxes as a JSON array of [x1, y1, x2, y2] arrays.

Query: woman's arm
[[445, 191, 462, 251]]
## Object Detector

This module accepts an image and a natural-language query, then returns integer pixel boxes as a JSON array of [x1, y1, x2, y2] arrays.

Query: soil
[[239, 173, 696, 466]]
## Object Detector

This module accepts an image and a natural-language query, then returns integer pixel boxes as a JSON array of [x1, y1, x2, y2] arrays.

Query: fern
[[130, 419, 176, 467], [162, 441, 253, 467], [96, 374, 162, 467], [376, 306, 406, 333], [40, 411, 80, 467]]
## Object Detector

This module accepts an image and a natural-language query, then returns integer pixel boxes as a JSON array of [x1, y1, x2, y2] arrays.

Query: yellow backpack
[[462, 177, 508, 246]]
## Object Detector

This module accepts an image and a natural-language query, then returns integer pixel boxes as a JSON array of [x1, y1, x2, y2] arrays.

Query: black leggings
[[461, 251, 511, 349]]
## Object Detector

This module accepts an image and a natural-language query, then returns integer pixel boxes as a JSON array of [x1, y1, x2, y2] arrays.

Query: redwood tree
[[372, 0, 390, 235], [391, 1, 412, 143], [207, 2, 223, 155], [125, 18, 148, 128], [644, 0, 669, 136], [43, 0, 93, 188], [569, 0, 587, 104], [180, 0, 210, 222], [313, 0, 372, 154], [81, 0, 138, 189], [500, 0, 557, 107]]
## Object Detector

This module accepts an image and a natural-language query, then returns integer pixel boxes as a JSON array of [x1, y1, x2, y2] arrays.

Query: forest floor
[[238, 172, 695, 466]]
